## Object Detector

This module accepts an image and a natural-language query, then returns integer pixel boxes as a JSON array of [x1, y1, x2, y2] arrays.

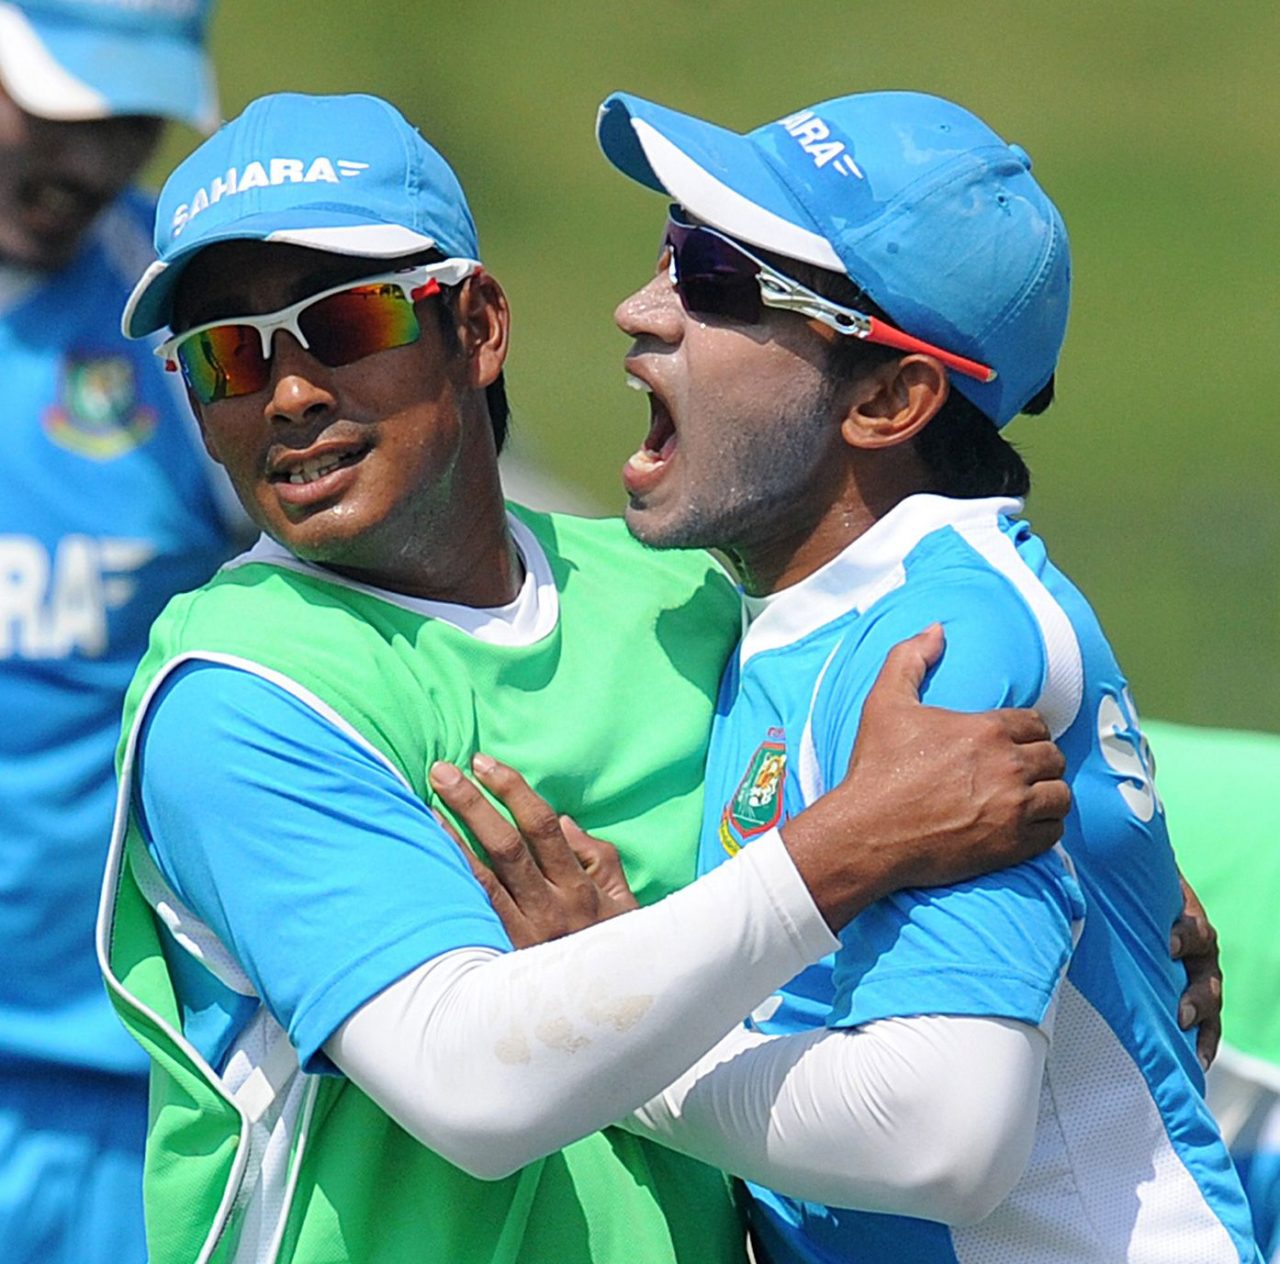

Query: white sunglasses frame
[[155, 257, 483, 377]]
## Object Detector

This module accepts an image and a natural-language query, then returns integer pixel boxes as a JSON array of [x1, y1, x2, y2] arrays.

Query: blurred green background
[[152, 0, 1279, 731]]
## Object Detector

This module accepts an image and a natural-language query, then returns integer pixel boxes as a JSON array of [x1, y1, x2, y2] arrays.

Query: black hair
[[486, 371, 511, 456], [912, 386, 1036, 499], [754, 247, 1044, 499], [397, 247, 509, 453]]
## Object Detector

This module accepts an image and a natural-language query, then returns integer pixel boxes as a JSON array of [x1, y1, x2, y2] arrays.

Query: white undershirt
[[326, 829, 1046, 1221], [327, 828, 836, 1178], [624, 1013, 1045, 1225]]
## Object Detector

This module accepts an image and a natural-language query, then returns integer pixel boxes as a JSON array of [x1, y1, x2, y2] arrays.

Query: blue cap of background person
[[122, 91, 482, 338], [598, 90, 1070, 429], [0, 0, 219, 132]]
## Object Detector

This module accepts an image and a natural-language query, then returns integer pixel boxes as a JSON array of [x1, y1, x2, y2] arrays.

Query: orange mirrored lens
[[300, 284, 421, 366], [176, 284, 424, 404], [178, 325, 269, 403]]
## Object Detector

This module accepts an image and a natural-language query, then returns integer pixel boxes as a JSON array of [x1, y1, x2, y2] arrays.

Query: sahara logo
[[170, 157, 371, 236], [776, 110, 863, 178]]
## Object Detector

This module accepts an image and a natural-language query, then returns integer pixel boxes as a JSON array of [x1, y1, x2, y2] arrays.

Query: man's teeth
[[287, 454, 347, 484], [625, 373, 651, 393]]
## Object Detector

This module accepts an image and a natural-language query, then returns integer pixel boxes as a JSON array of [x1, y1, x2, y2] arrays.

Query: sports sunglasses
[[663, 209, 995, 384], [156, 258, 482, 404]]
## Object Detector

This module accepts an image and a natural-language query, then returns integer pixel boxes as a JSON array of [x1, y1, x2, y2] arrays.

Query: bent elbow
[[929, 1169, 1016, 1228], [396, 1096, 561, 1183], [440, 1145, 527, 1183], [916, 1124, 1029, 1226]]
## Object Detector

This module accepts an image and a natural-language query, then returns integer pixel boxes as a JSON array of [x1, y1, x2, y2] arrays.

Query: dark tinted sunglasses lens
[[299, 284, 421, 367], [671, 228, 763, 324], [178, 326, 268, 404]]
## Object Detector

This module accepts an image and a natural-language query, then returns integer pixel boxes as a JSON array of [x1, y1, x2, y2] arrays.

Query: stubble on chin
[[625, 407, 835, 555]]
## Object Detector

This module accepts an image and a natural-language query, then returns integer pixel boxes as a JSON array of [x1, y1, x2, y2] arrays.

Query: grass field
[[148, 0, 1280, 731]]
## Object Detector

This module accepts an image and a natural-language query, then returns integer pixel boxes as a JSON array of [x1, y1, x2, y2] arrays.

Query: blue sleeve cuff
[[136, 660, 514, 1074], [827, 964, 1060, 1030], [293, 920, 511, 1074]]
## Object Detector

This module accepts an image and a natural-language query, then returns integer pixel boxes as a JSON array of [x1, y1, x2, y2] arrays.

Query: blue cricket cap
[[122, 92, 482, 338], [598, 90, 1070, 428], [0, 0, 218, 132]]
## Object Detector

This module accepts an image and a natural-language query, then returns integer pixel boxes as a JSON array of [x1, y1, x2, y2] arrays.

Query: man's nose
[[264, 332, 337, 427], [614, 270, 684, 345]]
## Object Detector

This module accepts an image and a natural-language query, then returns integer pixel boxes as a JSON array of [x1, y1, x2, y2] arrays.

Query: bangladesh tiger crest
[[719, 737, 788, 856], [44, 355, 157, 460]]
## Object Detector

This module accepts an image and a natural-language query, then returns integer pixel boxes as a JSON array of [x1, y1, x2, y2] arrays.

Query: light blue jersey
[[698, 495, 1258, 1263], [0, 194, 236, 1262], [133, 659, 513, 1076], [0, 191, 236, 1074]]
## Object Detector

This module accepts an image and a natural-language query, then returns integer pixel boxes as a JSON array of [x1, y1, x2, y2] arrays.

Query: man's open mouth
[[274, 449, 367, 486], [624, 372, 677, 485], [270, 441, 370, 487]]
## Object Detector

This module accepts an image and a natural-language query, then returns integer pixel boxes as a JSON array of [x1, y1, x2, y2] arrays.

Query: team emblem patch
[[44, 355, 157, 459], [719, 737, 787, 856]]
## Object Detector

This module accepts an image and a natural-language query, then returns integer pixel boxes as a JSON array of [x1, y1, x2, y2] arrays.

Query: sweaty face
[[615, 241, 846, 559], [174, 241, 482, 594], [0, 83, 161, 270]]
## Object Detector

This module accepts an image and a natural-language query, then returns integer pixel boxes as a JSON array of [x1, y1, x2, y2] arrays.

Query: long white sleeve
[[325, 827, 839, 1179], [623, 1012, 1047, 1225]]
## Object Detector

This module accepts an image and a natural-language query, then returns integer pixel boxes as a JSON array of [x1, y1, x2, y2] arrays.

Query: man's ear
[[840, 355, 949, 451], [452, 271, 510, 390]]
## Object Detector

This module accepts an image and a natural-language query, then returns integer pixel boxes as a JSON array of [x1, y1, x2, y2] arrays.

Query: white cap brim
[[0, 2, 218, 132], [122, 219, 441, 337]]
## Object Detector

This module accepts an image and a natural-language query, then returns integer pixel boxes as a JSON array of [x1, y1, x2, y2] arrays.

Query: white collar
[[223, 511, 558, 648], [739, 494, 1022, 665]]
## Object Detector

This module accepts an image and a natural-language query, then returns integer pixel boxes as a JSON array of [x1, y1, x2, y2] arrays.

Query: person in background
[[0, 2, 238, 1260], [1146, 719, 1280, 1262]]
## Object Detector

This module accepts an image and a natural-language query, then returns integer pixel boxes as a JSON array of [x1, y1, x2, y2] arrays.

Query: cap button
[[1009, 143, 1033, 172]]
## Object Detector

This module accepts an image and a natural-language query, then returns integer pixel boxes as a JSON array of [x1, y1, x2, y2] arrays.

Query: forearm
[[623, 1013, 1047, 1224], [325, 828, 838, 1178]]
